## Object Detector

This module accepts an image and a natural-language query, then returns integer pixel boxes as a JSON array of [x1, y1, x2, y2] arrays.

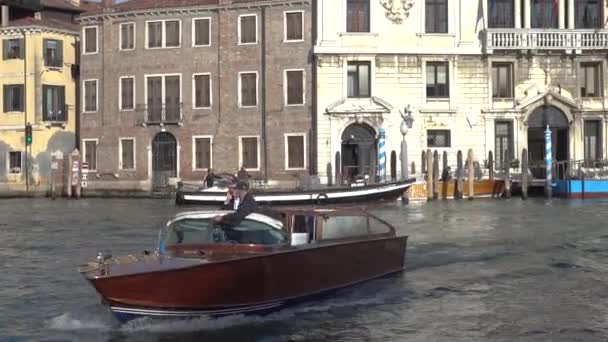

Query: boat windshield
[[163, 218, 288, 246]]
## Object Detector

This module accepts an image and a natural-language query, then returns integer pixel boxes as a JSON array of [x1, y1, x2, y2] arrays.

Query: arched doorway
[[527, 105, 569, 178], [152, 132, 177, 189], [341, 123, 377, 183]]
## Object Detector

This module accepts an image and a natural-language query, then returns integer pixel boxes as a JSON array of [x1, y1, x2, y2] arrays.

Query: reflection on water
[[1, 198, 608, 341]]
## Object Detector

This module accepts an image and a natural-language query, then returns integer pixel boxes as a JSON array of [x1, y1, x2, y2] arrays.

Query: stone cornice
[[0, 25, 79, 36], [77, 0, 310, 23]]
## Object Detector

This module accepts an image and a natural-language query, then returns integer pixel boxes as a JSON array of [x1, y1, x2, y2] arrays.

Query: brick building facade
[[78, 0, 313, 192]]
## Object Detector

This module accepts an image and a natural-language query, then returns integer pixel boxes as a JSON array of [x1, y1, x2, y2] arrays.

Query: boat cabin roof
[[168, 211, 283, 230]]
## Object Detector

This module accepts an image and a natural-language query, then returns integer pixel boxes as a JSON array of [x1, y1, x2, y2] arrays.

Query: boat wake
[[47, 278, 402, 334]]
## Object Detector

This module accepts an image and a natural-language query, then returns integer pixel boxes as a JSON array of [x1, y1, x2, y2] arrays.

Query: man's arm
[[220, 195, 257, 227]]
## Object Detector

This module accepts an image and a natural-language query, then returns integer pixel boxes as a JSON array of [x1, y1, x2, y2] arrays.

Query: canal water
[[1, 197, 608, 341]]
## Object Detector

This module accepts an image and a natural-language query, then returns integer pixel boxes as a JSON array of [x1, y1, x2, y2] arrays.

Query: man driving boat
[[213, 180, 257, 227]]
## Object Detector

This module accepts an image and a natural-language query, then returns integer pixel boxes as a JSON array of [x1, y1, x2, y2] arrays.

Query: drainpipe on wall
[[261, 6, 268, 183], [1, 6, 8, 27], [311, 0, 317, 175], [74, 39, 80, 150], [22, 28, 29, 191]]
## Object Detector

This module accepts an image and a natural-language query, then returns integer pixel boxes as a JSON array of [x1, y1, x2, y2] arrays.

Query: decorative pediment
[[516, 85, 578, 112], [380, 0, 415, 24], [325, 96, 393, 115]]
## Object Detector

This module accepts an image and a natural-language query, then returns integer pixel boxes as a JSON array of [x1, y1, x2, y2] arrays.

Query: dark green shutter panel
[[2, 40, 7, 60], [57, 40, 63, 65], [3, 85, 8, 112], [42, 39, 48, 65], [19, 39, 24, 59], [42, 85, 48, 118], [59, 86, 65, 119], [18, 85, 24, 111]]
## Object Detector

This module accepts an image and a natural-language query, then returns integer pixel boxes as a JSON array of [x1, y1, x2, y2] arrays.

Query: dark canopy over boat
[[175, 178, 417, 206], [78, 208, 408, 323]]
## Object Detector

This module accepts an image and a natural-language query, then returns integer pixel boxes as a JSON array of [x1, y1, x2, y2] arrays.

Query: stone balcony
[[484, 29, 608, 53]]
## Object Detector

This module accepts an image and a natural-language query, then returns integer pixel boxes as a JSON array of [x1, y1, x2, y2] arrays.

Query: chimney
[[1, 5, 9, 27]]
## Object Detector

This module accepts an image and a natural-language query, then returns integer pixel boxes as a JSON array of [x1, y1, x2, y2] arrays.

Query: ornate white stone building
[[314, 0, 608, 183]]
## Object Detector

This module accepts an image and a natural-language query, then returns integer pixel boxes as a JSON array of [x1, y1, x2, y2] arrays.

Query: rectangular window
[[532, 0, 558, 28], [43, 39, 63, 67], [194, 136, 212, 170], [120, 23, 135, 50], [8, 151, 22, 174], [146, 20, 180, 48], [425, 0, 448, 33], [426, 61, 449, 98], [285, 11, 304, 41], [42, 85, 66, 121], [120, 138, 135, 170], [3, 84, 24, 112], [239, 15, 257, 44], [584, 120, 601, 161], [83, 26, 98, 54], [83, 140, 97, 171], [576, 0, 601, 28], [427, 129, 451, 147], [492, 62, 513, 98], [240, 137, 259, 170], [488, 0, 514, 28], [581, 62, 601, 97], [347, 0, 370, 32], [83, 80, 98, 112], [347, 61, 371, 98], [239, 72, 258, 107], [2, 39, 24, 59], [120, 77, 135, 110], [286, 134, 305, 169], [285, 70, 304, 105], [193, 74, 211, 108], [495, 121, 514, 166], [193, 18, 210, 46], [145, 74, 182, 122]]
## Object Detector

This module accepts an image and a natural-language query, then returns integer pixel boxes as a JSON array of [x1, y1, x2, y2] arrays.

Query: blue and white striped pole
[[378, 129, 386, 183], [545, 125, 552, 199]]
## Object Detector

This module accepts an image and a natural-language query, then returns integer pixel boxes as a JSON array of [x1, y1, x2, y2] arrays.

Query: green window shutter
[[3, 85, 8, 112], [2, 40, 7, 60], [59, 86, 65, 120], [57, 40, 63, 65], [42, 85, 48, 119], [19, 39, 25, 59], [42, 39, 48, 65], [18, 85, 25, 112]]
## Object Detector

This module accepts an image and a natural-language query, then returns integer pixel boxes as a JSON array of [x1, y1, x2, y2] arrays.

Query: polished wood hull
[[175, 179, 416, 206], [85, 237, 407, 322]]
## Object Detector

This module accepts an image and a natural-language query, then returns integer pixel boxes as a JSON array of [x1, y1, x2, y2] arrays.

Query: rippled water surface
[[1, 197, 608, 341]]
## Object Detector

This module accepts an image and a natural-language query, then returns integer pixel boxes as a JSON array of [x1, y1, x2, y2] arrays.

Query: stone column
[[567, 0, 575, 29], [559, 0, 565, 29], [515, 0, 522, 28], [524, 0, 531, 28]]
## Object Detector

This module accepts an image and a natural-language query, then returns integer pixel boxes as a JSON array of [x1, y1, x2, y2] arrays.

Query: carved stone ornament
[[380, 0, 414, 24]]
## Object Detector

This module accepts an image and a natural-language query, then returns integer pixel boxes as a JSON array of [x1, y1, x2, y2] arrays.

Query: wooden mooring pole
[[433, 150, 439, 200], [488, 151, 494, 180], [467, 149, 475, 200], [521, 148, 528, 200], [426, 149, 433, 201], [455, 150, 463, 200], [504, 156, 511, 198]]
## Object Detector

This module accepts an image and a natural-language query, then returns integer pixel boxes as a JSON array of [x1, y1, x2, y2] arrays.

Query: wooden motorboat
[[78, 208, 408, 323], [175, 178, 417, 206]]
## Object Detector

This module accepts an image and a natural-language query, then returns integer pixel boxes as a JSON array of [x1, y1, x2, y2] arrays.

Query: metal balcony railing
[[43, 105, 67, 122], [137, 103, 183, 125], [484, 29, 608, 52]]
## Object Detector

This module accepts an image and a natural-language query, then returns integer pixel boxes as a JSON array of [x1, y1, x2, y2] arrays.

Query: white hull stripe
[[110, 301, 283, 317], [183, 183, 412, 202]]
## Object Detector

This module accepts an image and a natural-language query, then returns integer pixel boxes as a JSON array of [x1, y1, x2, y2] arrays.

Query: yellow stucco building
[[0, 0, 82, 191]]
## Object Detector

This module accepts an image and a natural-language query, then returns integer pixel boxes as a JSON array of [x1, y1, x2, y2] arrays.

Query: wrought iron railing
[[484, 29, 608, 52], [137, 103, 183, 125]]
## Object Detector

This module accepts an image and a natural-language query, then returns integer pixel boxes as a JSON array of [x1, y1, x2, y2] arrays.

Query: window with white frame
[[83, 139, 97, 171], [3, 38, 24, 59], [240, 136, 259, 170], [239, 14, 257, 44], [193, 136, 212, 170], [8, 151, 22, 174], [425, 0, 448, 33], [285, 134, 305, 170], [581, 62, 601, 97], [119, 138, 135, 170], [285, 70, 304, 105], [119, 76, 135, 110], [347, 61, 371, 98], [83, 79, 98, 112], [145, 74, 181, 122], [492, 62, 513, 99], [193, 74, 211, 108], [426, 61, 449, 98], [120, 22, 135, 50], [284, 11, 303, 41], [239, 72, 257, 107], [83, 26, 98, 54], [146, 20, 181, 48], [193, 18, 211, 46], [43, 85, 66, 121], [3, 84, 24, 112]]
